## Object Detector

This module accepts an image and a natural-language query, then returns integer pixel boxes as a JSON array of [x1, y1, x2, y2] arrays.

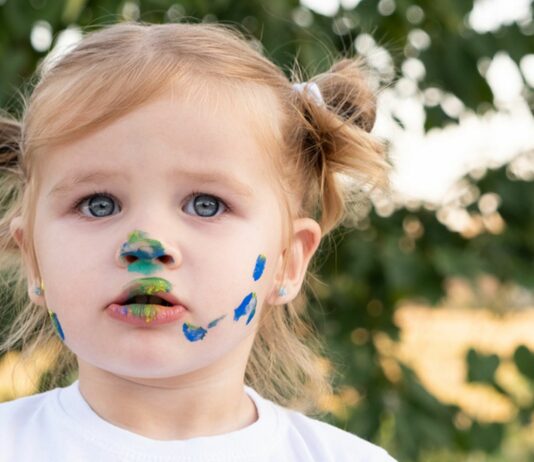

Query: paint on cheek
[[183, 322, 208, 342], [180, 314, 226, 342], [120, 230, 167, 275], [48, 310, 65, 341], [207, 314, 227, 329], [233, 292, 257, 325], [252, 254, 266, 281]]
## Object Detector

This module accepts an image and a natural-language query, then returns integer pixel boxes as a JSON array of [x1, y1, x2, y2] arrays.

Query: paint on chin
[[253, 254, 266, 281], [233, 292, 257, 325], [48, 310, 65, 341], [182, 322, 208, 342]]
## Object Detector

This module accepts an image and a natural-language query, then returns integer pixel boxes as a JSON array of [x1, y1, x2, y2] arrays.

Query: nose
[[116, 229, 181, 273]]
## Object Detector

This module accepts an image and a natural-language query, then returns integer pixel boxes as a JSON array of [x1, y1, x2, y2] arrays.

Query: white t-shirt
[[0, 380, 397, 461]]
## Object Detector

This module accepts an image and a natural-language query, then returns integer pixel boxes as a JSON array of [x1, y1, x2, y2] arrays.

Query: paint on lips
[[126, 277, 172, 298], [116, 277, 176, 323], [122, 303, 160, 323], [107, 303, 186, 326]]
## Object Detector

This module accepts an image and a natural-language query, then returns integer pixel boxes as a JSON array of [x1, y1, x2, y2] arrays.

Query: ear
[[10, 215, 44, 306], [267, 217, 322, 305]]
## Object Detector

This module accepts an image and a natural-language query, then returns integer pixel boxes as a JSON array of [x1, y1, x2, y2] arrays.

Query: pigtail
[[0, 112, 68, 390], [0, 112, 25, 258], [0, 113, 22, 172], [290, 58, 390, 236], [0, 111, 26, 346]]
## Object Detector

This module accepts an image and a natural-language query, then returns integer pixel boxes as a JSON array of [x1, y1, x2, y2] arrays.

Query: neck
[[76, 360, 258, 441]]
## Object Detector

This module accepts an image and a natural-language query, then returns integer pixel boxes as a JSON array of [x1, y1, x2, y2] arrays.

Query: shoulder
[[245, 386, 397, 462], [0, 387, 60, 426], [0, 390, 57, 416], [283, 408, 397, 461], [0, 385, 87, 459]]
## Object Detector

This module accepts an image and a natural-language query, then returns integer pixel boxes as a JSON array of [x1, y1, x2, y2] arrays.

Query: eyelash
[[71, 189, 232, 222], [71, 189, 116, 219], [187, 190, 232, 221]]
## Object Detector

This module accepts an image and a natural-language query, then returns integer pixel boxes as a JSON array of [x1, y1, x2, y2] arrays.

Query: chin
[[103, 354, 209, 379]]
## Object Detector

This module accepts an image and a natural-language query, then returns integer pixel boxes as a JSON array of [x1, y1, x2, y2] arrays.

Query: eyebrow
[[47, 169, 254, 198]]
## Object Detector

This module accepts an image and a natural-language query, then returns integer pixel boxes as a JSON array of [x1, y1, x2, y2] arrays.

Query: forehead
[[37, 84, 283, 194]]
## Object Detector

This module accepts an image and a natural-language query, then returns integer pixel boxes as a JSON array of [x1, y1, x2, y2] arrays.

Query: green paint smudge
[[127, 277, 172, 296], [120, 230, 166, 275]]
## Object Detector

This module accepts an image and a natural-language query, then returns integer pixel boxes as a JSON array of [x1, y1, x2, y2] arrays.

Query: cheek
[[35, 230, 110, 311], [189, 227, 272, 279], [189, 248, 276, 329]]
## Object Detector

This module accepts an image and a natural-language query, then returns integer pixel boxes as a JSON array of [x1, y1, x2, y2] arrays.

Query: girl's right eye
[[74, 192, 120, 219]]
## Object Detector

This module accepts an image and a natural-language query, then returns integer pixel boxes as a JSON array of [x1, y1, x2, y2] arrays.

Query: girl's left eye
[[74, 192, 120, 218], [184, 193, 229, 218]]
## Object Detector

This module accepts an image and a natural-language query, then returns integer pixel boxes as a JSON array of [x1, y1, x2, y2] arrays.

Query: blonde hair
[[0, 21, 389, 414]]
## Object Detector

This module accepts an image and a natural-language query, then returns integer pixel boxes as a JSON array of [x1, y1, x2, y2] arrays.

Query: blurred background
[[1, 0, 533, 460]]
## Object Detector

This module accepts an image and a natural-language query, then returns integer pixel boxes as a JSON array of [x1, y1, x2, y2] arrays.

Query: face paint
[[207, 314, 227, 329], [125, 304, 159, 323], [233, 292, 257, 325], [116, 277, 174, 323], [127, 277, 172, 296], [48, 310, 65, 341], [183, 322, 208, 342], [188, 255, 262, 337], [180, 314, 226, 342], [252, 254, 266, 281], [120, 230, 167, 275]]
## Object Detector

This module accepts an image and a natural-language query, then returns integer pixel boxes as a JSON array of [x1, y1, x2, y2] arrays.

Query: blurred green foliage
[[1, 0, 534, 460]]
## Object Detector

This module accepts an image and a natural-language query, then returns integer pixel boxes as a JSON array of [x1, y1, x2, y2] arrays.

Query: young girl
[[0, 21, 395, 461]]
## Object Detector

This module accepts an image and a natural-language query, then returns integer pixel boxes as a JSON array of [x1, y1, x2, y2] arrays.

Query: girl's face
[[30, 91, 287, 380]]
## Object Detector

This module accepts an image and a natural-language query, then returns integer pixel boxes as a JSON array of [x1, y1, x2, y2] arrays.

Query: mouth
[[107, 278, 187, 326], [106, 302, 187, 326], [122, 294, 174, 307], [111, 277, 184, 308]]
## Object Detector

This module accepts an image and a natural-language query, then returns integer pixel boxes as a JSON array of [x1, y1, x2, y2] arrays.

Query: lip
[[106, 303, 187, 326], [111, 277, 184, 307], [107, 277, 188, 327]]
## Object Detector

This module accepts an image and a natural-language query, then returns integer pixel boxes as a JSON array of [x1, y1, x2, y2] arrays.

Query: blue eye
[[75, 192, 120, 218], [183, 192, 228, 219]]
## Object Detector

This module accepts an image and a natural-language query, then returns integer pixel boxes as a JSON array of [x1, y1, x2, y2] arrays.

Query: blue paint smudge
[[252, 254, 266, 281], [233, 292, 257, 325], [122, 248, 165, 260], [207, 314, 227, 329], [246, 300, 257, 325], [49, 310, 65, 341], [120, 230, 167, 275], [183, 322, 207, 342]]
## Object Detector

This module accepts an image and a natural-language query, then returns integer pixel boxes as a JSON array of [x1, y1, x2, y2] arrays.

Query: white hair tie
[[292, 82, 325, 106]]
